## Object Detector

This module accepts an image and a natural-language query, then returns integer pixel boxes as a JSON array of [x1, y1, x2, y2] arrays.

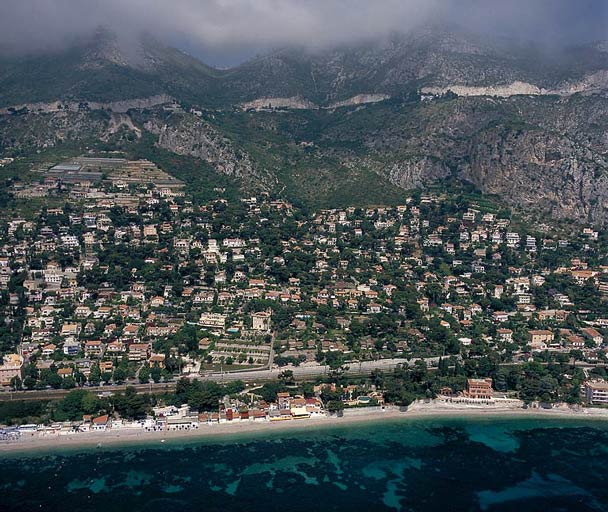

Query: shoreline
[[2, 403, 608, 456]]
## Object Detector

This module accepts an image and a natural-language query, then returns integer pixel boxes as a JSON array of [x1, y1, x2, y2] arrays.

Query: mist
[[0, 0, 606, 66]]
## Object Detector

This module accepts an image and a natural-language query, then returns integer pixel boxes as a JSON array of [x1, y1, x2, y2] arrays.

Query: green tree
[[9, 376, 22, 390], [150, 365, 162, 383], [326, 400, 345, 414], [139, 365, 151, 384], [278, 370, 295, 386], [61, 376, 76, 389], [113, 367, 127, 384], [89, 364, 101, 386]]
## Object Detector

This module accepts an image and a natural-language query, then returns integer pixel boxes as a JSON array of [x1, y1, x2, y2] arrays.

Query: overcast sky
[[0, 0, 606, 66]]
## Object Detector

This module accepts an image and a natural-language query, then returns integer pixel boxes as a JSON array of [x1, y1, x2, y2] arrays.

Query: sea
[[1, 416, 607, 512]]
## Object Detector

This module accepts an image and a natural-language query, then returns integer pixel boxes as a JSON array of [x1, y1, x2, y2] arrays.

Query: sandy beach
[[2, 402, 607, 455]]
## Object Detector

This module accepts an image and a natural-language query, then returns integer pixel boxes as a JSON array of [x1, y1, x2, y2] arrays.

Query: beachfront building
[[92, 415, 111, 431], [583, 381, 608, 405], [465, 378, 494, 400]]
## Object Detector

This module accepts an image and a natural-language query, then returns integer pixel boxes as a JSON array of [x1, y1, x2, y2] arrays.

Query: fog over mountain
[[1, 0, 606, 65], [1, 1, 608, 224]]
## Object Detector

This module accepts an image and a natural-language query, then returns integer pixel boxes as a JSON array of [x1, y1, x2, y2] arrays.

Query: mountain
[[2, 27, 607, 109], [1, 27, 608, 224]]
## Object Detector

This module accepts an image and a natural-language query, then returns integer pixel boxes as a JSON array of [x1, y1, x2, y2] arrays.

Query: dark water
[[1, 417, 608, 512]]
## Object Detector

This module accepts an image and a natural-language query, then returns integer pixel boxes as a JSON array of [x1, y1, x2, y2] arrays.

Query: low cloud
[[0, 0, 606, 65]]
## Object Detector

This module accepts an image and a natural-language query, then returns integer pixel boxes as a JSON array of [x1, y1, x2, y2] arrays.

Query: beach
[[2, 401, 608, 455], [3, 406, 608, 512]]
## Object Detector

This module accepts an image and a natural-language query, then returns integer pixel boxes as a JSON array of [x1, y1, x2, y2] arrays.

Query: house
[[57, 367, 74, 379], [63, 340, 81, 356], [581, 327, 604, 346], [75, 305, 92, 317], [367, 302, 382, 314], [528, 330, 554, 345], [42, 344, 57, 357], [492, 311, 509, 323], [252, 311, 272, 332], [123, 324, 139, 338], [61, 323, 80, 337], [92, 415, 111, 431], [277, 392, 291, 409], [84, 340, 103, 357], [0, 354, 24, 386], [198, 338, 213, 351], [567, 335, 585, 349], [129, 343, 151, 361], [497, 328, 513, 342], [465, 378, 493, 400], [106, 341, 126, 354], [150, 296, 165, 307], [99, 361, 114, 373], [529, 340, 548, 352], [149, 353, 166, 368]]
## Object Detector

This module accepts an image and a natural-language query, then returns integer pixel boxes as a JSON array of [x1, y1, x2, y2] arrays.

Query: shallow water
[[1, 417, 607, 511]]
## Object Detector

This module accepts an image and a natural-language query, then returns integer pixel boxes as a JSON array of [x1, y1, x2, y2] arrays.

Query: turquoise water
[[1, 417, 607, 511]]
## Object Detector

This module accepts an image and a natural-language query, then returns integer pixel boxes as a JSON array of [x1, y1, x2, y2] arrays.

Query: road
[[201, 356, 443, 383], [0, 356, 443, 402]]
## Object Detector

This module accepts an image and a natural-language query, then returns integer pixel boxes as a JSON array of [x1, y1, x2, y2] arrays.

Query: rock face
[[360, 94, 608, 224], [422, 81, 543, 97], [421, 72, 608, 98], [240, 96, 318, 110], [461, 129, 608, 224], [143, 114, 257, 179], [328, 94, 390, 109], [387, 158, 450, 189], [0, 111, 113, 150], [240, 93, 392, 110]]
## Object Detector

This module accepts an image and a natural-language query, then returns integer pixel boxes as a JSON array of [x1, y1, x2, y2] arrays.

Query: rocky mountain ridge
[[1, 28, 608, 224]]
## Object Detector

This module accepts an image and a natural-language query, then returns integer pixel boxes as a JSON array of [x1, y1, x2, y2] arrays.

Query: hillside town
[[1, 156, 608, 433]]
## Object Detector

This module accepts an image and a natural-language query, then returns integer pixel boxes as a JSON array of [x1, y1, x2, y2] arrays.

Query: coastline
[[2, 402, 608, 456]]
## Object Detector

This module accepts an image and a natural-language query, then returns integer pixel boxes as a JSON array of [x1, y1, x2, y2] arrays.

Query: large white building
[[252, 311, 271, 332], [199, 313, 226, 330], [584, 381, 608, 405]]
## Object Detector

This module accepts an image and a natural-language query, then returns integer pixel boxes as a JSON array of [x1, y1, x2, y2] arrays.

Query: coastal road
[[0, 357, 441, 402]]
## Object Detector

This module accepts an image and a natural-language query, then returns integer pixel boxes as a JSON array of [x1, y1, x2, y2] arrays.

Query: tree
[[74, 371, 87, 387], [23, 376, 37, 390], [187, 381, 223, 412], [9, 376, 22, 390], [113, 367, 127, 384], [112, 387, 150, 419], [224, 380, 245, 395], [326, 400, 345, 414], [55, 389, 92, 421], [61, 376, 76, 389], [139, 365, 151, 384], [81, 393, 100, 415], [257, 381, 285, 403], [278, 370, 295, 386], [150, 365, 162, 383], [47, 372, 63, 389], [438, 357, 449, 376], [89, 364, 101, 386]]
